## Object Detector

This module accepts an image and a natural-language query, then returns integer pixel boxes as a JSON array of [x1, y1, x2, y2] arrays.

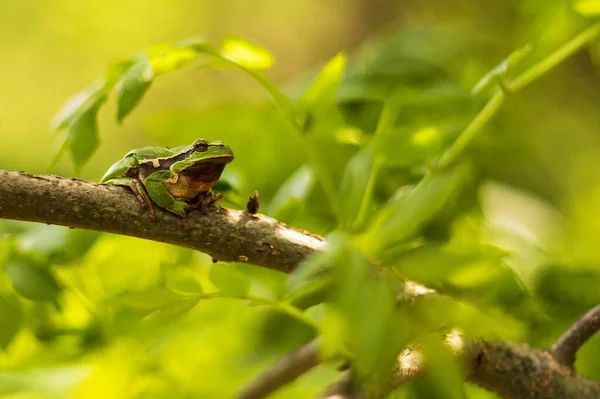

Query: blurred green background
[[2, 0, 600, 398], [0, 0, 393, 177]]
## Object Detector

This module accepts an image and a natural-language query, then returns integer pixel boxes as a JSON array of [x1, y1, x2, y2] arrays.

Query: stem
[[436, 91, 505, 169], [509, 22, 600, 92], [437, 22, 600, 170], [351, 97, 400, 230]]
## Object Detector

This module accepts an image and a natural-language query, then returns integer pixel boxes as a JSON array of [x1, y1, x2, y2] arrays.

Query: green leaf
[[472, 44, 532, 95], [51, 81, 106, 130], [0, 295, 23, 349], [6, 258, 61, 302], [149, 40, 201, 75], [141, 297, 200, 326], [331, 240, 408, 388], [300, 53, 347, 108], [109, 287, 182, 310], [361, 162, 470, 255], [338, 141, 377, 230], [377, 126, 443, 168], [297, 53, 347, 131], [115, 56, 154, 123], [286, 278, 331, 310], [286, 231, 345, 291], [209, 263, 250, 296], [68, 103, 105, 169], [339, 95, 406, 232], [412, 337, 466, 399], [267, 164, 315, 218], [17, 225, 100, 264], [220, 34, 275, 70], [105, 59, 135, 86], [391, 243, 502, 286], [161, 263, 204, 295], [533, 264, 600, 318]]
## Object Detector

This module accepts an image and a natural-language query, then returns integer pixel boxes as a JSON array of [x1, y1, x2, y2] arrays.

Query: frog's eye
[[193, 140, 209, 152]]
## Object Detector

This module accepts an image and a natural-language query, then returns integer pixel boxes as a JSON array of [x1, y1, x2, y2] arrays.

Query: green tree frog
[[101, 140, 234, 218]]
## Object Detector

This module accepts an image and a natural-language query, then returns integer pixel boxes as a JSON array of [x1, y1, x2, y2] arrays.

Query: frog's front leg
[[129, 177, 157, 220], [103, 177, 156, 220], [144, 170, 189, 217]]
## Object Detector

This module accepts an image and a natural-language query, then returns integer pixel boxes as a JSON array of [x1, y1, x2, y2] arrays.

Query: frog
[[101, 139, 234, 219]]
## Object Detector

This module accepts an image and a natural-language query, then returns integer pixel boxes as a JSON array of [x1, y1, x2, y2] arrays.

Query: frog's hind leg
[[129, 178, 157, 220]]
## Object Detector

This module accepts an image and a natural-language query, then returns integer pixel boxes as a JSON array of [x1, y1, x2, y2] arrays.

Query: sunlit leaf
[[297, 53, 347, 131], [115, 56, 154, 123], [220, 34, 275, 70], [6, 258, 61, 302], [0, 367, 90, 396], [335, 126, 368, 146], [573, 0, 600, 16], [150, 47, 199, 76], [361, 162, 470, 255]]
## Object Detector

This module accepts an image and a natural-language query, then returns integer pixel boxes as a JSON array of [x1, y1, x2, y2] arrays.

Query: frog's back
[[127, 146, 179, 160]]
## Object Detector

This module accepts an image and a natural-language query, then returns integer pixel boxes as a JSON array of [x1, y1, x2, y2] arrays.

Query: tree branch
[[236, 339, 321, 399], [550, 304, 600, 368], [0, 171, 326, 273], [469, 341, 600, 399], [322, 340, 600, 399]]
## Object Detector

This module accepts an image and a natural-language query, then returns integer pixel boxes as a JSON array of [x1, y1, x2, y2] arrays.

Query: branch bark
[[550, 304, 600, 368], [0, 171, 326, 273]]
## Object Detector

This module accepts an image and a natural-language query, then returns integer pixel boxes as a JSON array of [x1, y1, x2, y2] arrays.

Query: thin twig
[[551, 304, 600, 368], [236, 340, 321, 399]]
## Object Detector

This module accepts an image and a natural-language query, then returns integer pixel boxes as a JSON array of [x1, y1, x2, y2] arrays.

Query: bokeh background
[[2, 0, 600, 398]]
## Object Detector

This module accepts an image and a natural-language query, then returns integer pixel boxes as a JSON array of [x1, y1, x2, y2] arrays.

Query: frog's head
[[172, 139, 234, 176], [185, 139, 234, 163]]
